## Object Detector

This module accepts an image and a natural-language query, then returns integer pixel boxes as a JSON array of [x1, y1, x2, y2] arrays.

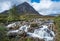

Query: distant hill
[[1, 2, 41, 16], [48, 14, 60, 16]]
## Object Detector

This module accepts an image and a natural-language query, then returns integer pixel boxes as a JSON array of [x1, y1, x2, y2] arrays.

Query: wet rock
[[7, 32, 17, 39], [6, 20, 55, 41], [18, 30, 26, 36], [28, 27, 35, 33], [7, 30, 27, 39], [6, 22, 21, 30]]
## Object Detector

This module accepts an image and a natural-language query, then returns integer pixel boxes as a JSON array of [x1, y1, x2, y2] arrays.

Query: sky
[[0, 0, 60, 15]]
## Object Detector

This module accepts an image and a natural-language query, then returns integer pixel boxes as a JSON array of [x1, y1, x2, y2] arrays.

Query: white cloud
[[0, 0, 31, 12], [0, 0, 60, 15], [42, 2, 60, 15], [0, 1, 11, 12], [31, 0, 52, 15], [12, 0, 31, 5], [50, 2, 60, 10], [31, 0, 60, 15]]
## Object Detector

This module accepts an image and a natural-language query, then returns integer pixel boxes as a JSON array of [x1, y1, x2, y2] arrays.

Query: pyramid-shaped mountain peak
[[17, 2, 40, 15], [1, 2, 41, 15]]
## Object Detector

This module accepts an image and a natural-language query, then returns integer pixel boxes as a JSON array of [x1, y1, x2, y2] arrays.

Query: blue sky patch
[[52, 0, 60, 2], [31, 0, 40, 3]]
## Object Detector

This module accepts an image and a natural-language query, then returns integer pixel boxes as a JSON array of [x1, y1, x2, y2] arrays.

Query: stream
[[7, 21, 55, 41]]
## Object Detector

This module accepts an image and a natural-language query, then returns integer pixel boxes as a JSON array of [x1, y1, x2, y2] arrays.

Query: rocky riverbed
[[6, 19, 55, 41]]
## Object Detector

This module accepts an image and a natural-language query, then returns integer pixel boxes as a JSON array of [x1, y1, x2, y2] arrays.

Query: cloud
[[42, 2, 60, 15], [31, 0, 60, 15], [0, 0, 31, 12], [0, 1, 11, 12], [0, 0, 60, 15], [31, 0, 52, 15], [9, 0, 31, 5]]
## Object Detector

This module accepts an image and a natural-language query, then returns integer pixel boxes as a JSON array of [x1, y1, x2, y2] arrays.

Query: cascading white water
[[7, 23, 55, 41], [19, 25, 30, 32], [27, 25, 55, 41], [7, 25, 30, 35]]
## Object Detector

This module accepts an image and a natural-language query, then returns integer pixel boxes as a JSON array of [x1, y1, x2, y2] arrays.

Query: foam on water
[[6, 23, 16, 28], [7, 30, 19, 34], [19, 25, 30, 32], [7, 23, 55, 41], [27, 25, 55, 41]]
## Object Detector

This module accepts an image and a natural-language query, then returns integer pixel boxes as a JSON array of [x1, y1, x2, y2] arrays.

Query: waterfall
[[27, 25, 55, 41], [7, 25, 30, 35], [7, 23, 55, 41], [19, 25, 30, 32]]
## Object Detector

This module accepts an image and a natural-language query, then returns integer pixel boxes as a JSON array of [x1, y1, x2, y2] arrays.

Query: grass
[[0, 25, 10, 41], [53, 16, 60, 41], [0, 26, 6, 31], [0, 14, 60, 41]]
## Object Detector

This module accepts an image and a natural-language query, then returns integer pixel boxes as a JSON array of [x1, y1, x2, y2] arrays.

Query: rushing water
[[19, 25, 30, 32], [7, 23, 55, 41], [27, 25, 55, 41]]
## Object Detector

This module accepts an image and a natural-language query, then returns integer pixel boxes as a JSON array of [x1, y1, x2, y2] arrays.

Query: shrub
[[30, 23, 38, 27], [0, 26, 9, 41]]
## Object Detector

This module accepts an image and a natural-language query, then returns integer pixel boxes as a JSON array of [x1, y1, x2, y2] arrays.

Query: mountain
[[48, 14, 60, 16], [1, 2, 41, 16]]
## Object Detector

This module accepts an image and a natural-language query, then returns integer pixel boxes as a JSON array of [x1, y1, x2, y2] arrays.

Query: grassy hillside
[[0, 14, 60, 41], [54, 16, 60, 41]]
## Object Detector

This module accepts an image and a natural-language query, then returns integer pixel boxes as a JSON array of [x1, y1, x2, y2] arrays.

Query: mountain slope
[[1, 2, 41, 16], [17, 2, 40, 15]]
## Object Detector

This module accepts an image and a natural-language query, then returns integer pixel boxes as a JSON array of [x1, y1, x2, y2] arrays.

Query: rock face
[[16, 2, 40, 15]]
